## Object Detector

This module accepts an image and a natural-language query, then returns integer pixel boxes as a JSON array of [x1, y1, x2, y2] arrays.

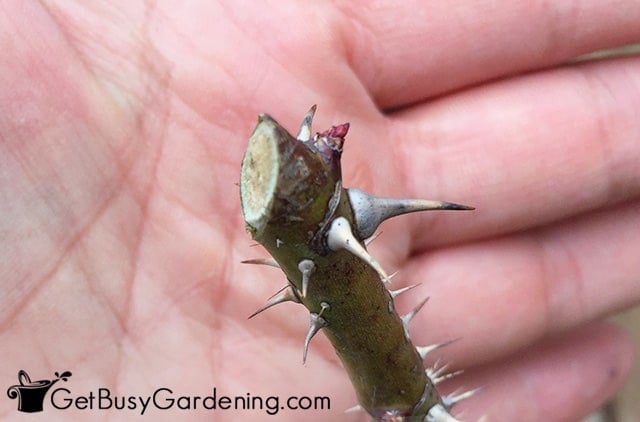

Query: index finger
[[377, 56, 640, 250], [335, 0, 640, 108]]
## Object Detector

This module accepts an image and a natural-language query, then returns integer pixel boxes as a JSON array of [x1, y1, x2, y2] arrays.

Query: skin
[[1, 1, 639, 420]]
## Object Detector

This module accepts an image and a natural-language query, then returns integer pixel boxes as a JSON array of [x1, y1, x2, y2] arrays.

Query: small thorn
[[241, 258, 280, 268], [296, 104, 317, 141], [384, 270, 399, 284], [344, 404, 363, 413], [276, 238, 284, 248], [426, 403, 461, 422], [303, 315, 325, 364], [401, 297, 429, 337], [389, 283, 421, 298], [248, 285, 301, 319], [416, 338, 460, 359], [327, 216, 390, 282], [442, 387, 485, 409], [347, 188, 474, 240], [302, 303, 329, 364], [364, 231, 382, 246], [298, 259, 316, 297], [433, 369, 464, 385], [426, 358, 448, 379], [426, 358, 464, 385]]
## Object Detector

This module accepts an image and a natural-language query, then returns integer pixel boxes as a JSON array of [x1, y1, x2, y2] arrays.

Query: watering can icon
[[7, 369, 72, 412]]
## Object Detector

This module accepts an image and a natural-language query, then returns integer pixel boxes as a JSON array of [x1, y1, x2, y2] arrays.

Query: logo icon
[[7, 369, 72, 413]]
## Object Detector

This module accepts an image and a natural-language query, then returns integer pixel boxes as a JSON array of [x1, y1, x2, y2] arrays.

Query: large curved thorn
[[347, 188, 474, 240], [327, 216, 390, 282]]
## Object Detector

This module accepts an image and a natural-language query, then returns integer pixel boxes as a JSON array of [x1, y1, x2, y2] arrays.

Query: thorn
[[416, 338, 460, 359], [241, 258, 280, 268], [385, 270, 399, 284], [389, 283, 420, 298], [344, 404, 363, 413], [426, 358, 465, 384], [248, 285, 301, 319], [426, 403, 461, 422], [433, 369, 464, 385], [442, 387, 485, 410], [401, 297, 429, 338], [303, 315, 326, 364], [296, 104, 317, 141], [302, 303, 329, 364], [327, 216, 390, 282], [426, 358, 448, 379], [298, 259, 316, 297], [347, 188, 475, 240], [364, 231, 382, 246], [276, 238, 284, 248]]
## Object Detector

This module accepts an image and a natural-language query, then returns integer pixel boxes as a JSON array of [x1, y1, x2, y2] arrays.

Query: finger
[[399, 200, 640, 366], [379, 56, 640, 249], [335, 0, 640, 108], [446, 322, 634, 421]]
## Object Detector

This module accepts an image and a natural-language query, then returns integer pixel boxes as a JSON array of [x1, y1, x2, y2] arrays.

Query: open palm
[[2, 1, 639, 421]]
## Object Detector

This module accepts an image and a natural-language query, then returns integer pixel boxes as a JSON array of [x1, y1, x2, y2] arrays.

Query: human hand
[[1, 1, 639, 421]]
